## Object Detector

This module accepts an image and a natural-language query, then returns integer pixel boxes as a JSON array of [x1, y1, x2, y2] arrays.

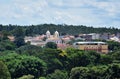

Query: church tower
[[54, 31, 59, 38], [46, 30, 51, 38]]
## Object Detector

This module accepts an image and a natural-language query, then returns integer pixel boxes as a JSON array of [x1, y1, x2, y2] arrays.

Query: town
[[1, 26, 120, 79], [8, 30, 120, 54]]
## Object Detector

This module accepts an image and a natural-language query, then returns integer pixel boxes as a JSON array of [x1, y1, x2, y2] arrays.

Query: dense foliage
[[45, 42, 57, 49], [0, 53, 47, 78], [0, 42, 120, 79], [0, 24, 120, 36], [0, 61, 11, 79]]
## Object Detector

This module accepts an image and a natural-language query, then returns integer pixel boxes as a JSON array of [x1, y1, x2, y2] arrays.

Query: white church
[[46, 30, 63, 44]]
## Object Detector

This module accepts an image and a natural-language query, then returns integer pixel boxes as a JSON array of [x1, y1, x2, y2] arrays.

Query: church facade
[[46, 30, 62, 44]]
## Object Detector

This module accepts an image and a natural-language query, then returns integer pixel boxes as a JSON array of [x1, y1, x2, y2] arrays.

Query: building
[[8, 36, 15, 41], [24, 35, 46, 47], [110, 36, 120, 42], [116, 33, 120, 38], [100, 33, 110, 40], [88, 33, 100, 40], [73, 42, 108, 54], [46, 30, 62, 44], [80, 34, 92, 41]]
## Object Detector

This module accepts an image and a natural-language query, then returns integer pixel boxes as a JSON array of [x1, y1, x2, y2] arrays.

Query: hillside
[[0, 24, 120, 36]]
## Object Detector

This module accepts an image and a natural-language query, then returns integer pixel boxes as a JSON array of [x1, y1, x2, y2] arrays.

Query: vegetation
[[0, 24, 119, 36], [46, 70, 68, 79], [0, 53, 47, 78], [14, 27, 25, 47], [0, 61, 11, 79], [0, 24, 120, 79], [45, 42, 57, 49], [0, 42, 120, 79]]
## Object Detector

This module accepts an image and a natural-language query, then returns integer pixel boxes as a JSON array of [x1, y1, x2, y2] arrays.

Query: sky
[[0, 0, 120, 28]]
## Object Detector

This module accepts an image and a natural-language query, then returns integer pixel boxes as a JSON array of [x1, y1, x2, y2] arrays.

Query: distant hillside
[[0, 24, 120, 36]]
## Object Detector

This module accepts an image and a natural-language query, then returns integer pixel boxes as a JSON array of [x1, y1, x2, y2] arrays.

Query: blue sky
[[0, 0, 120, 28]]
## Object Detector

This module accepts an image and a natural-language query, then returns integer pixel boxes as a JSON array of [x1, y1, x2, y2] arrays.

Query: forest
[[0, 24, 120, 79], [0, 24, 120, 36]]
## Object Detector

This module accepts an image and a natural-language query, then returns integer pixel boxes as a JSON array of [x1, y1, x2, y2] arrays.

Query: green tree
[[70, 66, 109, 79], [46, 69, 68, 79], [16, 45, 43, 56], [0, 53, 47, 78], [89, 66, 109, 79], [65, 48, 100, 70], [107, 64, 120, 79], [0, 30, 10, 41], [111, 51, 120, 62], [99, 54, 113, 65], [14, 37, 25, 47], [45, 42, 57, 49], [13, 27, 25, 47], [0, 61, 11, 79], [39, 48, 63, 74], [69, 67, 89, 79], [13, 27, 25, 38], [0, 40, 16, 51], [107, 41, 120, 51]]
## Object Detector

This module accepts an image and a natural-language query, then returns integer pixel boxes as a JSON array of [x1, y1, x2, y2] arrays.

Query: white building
[[110, 36, 120, 42], [88, 33, 100, 40], [46, 30, 62, 44]]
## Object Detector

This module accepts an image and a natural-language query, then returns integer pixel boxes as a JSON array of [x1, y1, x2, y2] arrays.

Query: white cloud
[[0, 0, 120, 28]]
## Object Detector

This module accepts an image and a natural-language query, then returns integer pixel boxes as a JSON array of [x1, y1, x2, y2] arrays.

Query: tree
[[111, 51, 120, 62], [0, 61, 11, 79], [69, 66, 109, 79], [0, 40, 16, 51], [39, 48, 63, 74], [16, 45, 43, 56], [46, 69, 68, 79], [13, 27, 25, 38], [99, 54, 113, 65], [0, 30, 10, 41], [14, 36, 25, 47], [0, 53, 47, 78], [89, 66, 109, 79], [13, 27, 25, 47], [107, 41, 120, 51], [45, 42, 57, 49], [107, 64, 120, 79], [69, 67, 89, 79], [65, 48, 96, 70]]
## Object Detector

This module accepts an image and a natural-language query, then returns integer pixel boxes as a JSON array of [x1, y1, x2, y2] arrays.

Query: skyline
[[0, 0, 120, 28]]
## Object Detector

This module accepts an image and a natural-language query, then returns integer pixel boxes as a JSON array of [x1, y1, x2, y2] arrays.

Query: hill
[[0, 24, 120, 36]]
